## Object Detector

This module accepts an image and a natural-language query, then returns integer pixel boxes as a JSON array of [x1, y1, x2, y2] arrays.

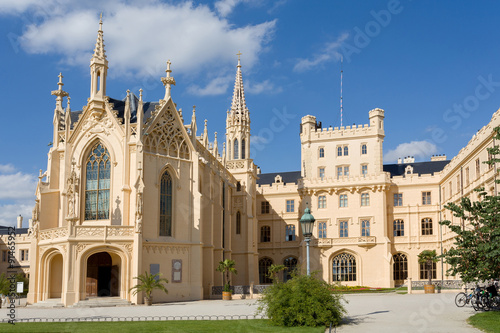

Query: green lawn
[[468, 311, 500, 333], [0, 319, 325, 332]]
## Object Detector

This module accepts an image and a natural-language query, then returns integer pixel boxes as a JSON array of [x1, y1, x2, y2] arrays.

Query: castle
[[1, 18, 497, 306]]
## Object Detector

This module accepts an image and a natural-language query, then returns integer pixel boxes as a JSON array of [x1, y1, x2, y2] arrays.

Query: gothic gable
[[144, 99, 192, 159]]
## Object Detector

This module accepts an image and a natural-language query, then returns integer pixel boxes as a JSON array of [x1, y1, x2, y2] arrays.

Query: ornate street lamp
[[300, 206, 315, 276]]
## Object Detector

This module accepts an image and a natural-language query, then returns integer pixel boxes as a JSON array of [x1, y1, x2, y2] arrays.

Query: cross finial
[[139, 88, 143, 101], [99, 12, 103, 30], [237, 51, 242, 67], [162, 60, 176, 100]]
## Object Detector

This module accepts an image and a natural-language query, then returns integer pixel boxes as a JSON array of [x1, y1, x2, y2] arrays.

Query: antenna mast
[[340, 56, 343, 127]]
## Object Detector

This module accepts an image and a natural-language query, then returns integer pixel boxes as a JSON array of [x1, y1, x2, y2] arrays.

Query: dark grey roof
[[383, 160, 450, 177], [69, 94, 159, 128], [257, 171, 301, 186], [0, 226, 28, 235]]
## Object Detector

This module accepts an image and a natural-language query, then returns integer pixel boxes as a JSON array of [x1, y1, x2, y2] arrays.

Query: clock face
[[174, 261, 181, 270]]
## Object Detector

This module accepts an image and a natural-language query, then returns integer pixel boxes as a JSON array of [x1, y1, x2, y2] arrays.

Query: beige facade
[[15, 19, 500, 306]]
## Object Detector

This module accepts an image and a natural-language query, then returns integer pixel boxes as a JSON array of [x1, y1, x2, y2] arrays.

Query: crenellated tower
[[226, 52, 251, 162]]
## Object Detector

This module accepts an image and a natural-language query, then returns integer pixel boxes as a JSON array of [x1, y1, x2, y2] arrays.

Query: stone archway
[[49, 253, 63, 298], [86, 252, 120, 297]]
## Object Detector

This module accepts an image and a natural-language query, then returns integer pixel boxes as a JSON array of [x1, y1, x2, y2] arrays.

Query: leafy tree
[[418, 250, 439, 285], [129, 271, 168, 305], [257, 273, 346, 327], [216, 259, 237, 292], [0, 273, 29, 296], [267, 264, 285, 284], [439, 126, 500, 283]]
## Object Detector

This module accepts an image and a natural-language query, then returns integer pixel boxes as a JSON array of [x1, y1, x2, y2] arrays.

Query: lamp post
[[300, 207, 315, 276]]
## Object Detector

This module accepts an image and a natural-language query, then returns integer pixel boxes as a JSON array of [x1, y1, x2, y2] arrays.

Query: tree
[[129, 271, 168, 305], [439, 126, 500, 283], [418, 250, 439, 285], [216, 259, 237, 292], [267, 264, 286, 284]]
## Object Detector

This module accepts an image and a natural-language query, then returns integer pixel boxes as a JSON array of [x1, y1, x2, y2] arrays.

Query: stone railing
[[38, 225, 134, 242], [211, 284, 270, 296], [312, 236, 376, 247], [39, 227, 69, 241], [411, 279, 463, 289]]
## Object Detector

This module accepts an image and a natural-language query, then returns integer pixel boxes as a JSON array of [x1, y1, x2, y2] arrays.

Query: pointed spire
[[89, 14, 108, 103], [161, 60, 176, 100], [124, 89, 131, 124], [231, 51, 248, 117], [222, 142, 226, 166], [92, 13, 107, 62], [190, 105, 197, 143], [65, 97, 71, 143], [213, 132, 218, 157], [203, 119, 208, 148], [137, 89, 144, 138]]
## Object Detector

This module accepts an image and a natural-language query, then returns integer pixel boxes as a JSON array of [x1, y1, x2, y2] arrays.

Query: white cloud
[[251, 135, 268, 145], [293, 32, 349, 72], [384, 141, 439, 163], [13, 1, 276, 80], [0, 172, 37, 200], [0, 164, 16, 174], [246, 79, 282, 94], [0, 203, 33, 228], [214, 0, 244, 17], [188, 75, 232, 96]]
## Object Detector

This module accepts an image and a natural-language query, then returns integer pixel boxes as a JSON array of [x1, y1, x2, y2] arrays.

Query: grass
[[0, 319, 325, 332], [468, 311, 500, 333]]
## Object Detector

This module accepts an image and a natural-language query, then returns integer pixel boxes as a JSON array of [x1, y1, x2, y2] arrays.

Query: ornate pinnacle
[[51, 73, 69, 98], [162, 60, 176, 100], [237, 51, 242, 67]]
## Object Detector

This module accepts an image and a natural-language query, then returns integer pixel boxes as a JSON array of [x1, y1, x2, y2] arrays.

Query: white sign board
[[16, 282, 23, 293]]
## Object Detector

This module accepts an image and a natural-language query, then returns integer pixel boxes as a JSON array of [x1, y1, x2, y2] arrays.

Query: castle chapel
[[23, 19, 500, 306]]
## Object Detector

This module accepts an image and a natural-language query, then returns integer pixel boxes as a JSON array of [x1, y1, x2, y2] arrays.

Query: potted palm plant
[[418, 250, 439, 294], [129, 271, 169, 305], [216, 259, 237, 300]]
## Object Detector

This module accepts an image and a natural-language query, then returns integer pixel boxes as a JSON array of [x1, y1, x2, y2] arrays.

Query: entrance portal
[[86, 252, 120, 297]]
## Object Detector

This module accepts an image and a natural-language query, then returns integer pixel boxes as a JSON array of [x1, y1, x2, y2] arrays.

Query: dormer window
[[274, 175, 283, 183], [405, 165, 413, 175]]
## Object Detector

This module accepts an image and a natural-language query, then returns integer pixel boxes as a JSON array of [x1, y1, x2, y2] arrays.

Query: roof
[[0, 226, 29, 235], [257, 171, 301, 186], [383, 160, 450, 177]]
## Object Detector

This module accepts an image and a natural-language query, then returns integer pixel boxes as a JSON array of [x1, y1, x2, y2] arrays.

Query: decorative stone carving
[[135, 191, 143, 234], [66, 162, 79, 220], [82, 113, 114, 137]]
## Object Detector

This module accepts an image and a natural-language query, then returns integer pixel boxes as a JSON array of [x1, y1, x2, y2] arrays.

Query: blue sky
[[2, 0, 500, 227]]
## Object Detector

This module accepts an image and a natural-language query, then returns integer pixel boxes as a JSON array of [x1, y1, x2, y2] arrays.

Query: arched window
[[361, 144, 367, 155], [236, 211, 241, 235], [319, 148, 325, 158], [259, 258, 273, 284], [421, 218, 433, 235], [344, 146, 349, 156], [361, 220, 370, 236], [241, 139, 246, 159], [332, 253, 356, 281], [394, 219, 404, 236], [234, 139, 239, 159], [260, 226, 271, 242], [393, 253, 408, 282], [85, 142, 111, 220], [160, 171, 173, 236], [283, 257, 298, 282]]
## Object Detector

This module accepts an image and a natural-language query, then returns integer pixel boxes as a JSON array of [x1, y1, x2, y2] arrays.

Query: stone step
[[71, 297, 132, 308], [28, 298, 64, 308]]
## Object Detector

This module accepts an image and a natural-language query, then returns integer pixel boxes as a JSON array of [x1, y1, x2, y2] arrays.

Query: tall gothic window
[[259, 257, 273, 284], [228, 140, 231, 160], [241, 139, 246, 159], [234, 139, 239, 159], [393, 253, 408, 282], [236, 211, 241, 234], [85, 142, 111, 220], [332, 253, 356, 281], [160, 171, 173, 236]]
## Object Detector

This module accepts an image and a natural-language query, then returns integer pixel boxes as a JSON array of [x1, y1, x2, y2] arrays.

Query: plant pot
[[222, 291, 232, 300], [424, 284, 435, 294], [144, 296, 152, 306]]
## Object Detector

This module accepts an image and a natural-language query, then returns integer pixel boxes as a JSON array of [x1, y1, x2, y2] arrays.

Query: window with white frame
[[394, 193, 403, 206], [339, 221, 348, 237], [319, 167, 325, 180], [361, 220, 370, 236], [422, 191, 431, 205], [318, 195, 326, 209], [394, 219, 404, 236], [319, 147, 325, 158], [361, 192, 370, 206], [343, 146, 349, 156], [337, 166, 343, 179], [285, 224, 296, 241], [339, 194, 348, 207], [318, 222, 327, 238], [361, 144, 367, 155], [286, 199, 294, 213], [21, 249, 29, 261], [361, 164, 367, 177], [344, 166, 349, 176], [337, 146, 342, 156]]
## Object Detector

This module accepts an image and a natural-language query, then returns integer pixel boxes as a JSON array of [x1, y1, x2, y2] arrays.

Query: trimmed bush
[[257, 273, 346, 327]]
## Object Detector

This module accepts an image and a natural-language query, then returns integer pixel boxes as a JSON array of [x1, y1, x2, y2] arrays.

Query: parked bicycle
[[455, 288, 474, 307]]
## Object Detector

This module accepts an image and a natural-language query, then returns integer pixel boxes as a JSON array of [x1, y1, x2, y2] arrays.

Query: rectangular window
[[337, 167, 343, 179], [465, 167, 470, 186], [286, 199, 294, 213], [318, 195, 326, 209], [361, 220, 370, 237], [285, 225, 296, 241], [361, 164, 368, 177], [339, 194, 348, 207], [261, 226, 271, 242], [337, 146, 342, 156], [21, 249, 29, 261], [488, 151, 493, 169], [361, 144, 367, 155], [476, 158, 480, 177], [421, 218, 433, 235], [339, 221, 348, 237], [361, 193, 369, 206], [2, 250, 7, 262], [318, 222, 327, 238], [344, 166, 349, 176], [319, 168, 325, 180], [422, 191, 431, 205], [261, 201, 270, 214], [394, 193, 403, 206], [456, 175, 460, 192], [449, 182, 452, 198], [319, 148, 324, 158], [393, 219, 404, 236]]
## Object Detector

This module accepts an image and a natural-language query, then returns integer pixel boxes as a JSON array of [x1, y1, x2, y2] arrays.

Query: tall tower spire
[[226, 52, 250, 163], [89, 13, 108, 105]]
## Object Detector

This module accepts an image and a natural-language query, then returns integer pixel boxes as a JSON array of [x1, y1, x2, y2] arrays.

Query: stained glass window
[[85, 142, 110, 220], [160, 171, 173, 236]]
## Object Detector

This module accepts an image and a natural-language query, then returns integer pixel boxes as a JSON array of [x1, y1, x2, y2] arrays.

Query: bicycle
[[455, 288, 474, 307]]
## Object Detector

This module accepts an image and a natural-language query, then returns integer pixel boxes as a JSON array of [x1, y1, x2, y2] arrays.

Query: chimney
[[257, 167, 261, 175], [397, 158, 402, 164], [17, 215, 23, 228], [431, 154, 447, 161], [29, 218, 33, 228]]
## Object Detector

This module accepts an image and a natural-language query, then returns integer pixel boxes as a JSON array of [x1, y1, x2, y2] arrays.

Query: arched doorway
[[49, 253, 63, 298], [86, 252, 120, 297], [393, 253, 408, 286]]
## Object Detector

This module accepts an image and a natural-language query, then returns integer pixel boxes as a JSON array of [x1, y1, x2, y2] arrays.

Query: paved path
[[0, 293, 482, 332]]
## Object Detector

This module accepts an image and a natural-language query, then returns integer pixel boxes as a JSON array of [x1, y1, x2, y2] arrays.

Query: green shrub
[[257, 273, 347, 327]]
